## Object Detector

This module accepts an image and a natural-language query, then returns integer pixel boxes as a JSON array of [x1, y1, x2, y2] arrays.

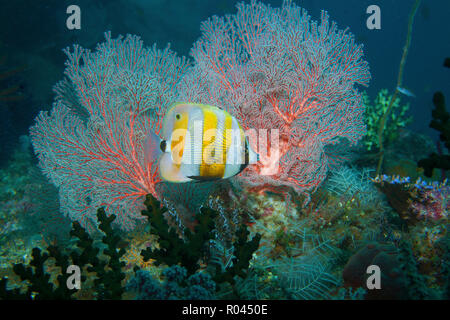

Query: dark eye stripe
[[238, 139, 250, 174], [160, 140, 167, 152]]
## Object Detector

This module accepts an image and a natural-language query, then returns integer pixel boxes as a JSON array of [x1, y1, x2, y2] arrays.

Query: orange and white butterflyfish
[[144, 103, 259, 183]]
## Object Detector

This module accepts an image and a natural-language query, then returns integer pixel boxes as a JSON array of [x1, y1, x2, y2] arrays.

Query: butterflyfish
[[144, 103, 259, 183]]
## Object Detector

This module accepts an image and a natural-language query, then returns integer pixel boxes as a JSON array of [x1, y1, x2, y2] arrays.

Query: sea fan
[[266, 255, 339, 300], [326, 166, 380, 206], [233, 270, 273, 300]]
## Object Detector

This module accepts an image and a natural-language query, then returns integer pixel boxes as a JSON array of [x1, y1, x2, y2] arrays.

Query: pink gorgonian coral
[[30, 32, 189, 231], [179, 0, 370, 197]]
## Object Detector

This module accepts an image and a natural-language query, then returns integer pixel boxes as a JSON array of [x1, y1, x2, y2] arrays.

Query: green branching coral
[[1, 193, 262, 300], [140, 194, 217, 275], [0, 247, 76, 300], [363, 89, 412, 151], [212, 225, 261, 286], [140, 194, 262, 299], [74, 208, 126, 299], [0, 209, 126, 300]]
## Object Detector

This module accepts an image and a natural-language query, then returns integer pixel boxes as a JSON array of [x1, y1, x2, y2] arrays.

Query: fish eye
[[175, 113, 181, 120]]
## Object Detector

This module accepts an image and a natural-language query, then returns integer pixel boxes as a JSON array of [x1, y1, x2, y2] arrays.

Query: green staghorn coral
[[0, 209, 126, 300], [363, 89, 412, 151]]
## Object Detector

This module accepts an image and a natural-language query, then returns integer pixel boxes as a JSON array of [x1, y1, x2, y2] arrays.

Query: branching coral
[[0, 209, 126, 300], [126, 266, 216, 300], [300, 186, 389, 250], [326, 166, 381, 206], [180, 0, 370, 198], [362, 89, 412, 151], [140, 193, 261, 294], [252, 222, 340, 300], [375, 0, 421, 175], [418, 90, 450, 177], [30, 32, 189, 231], [268, 255, 339, 300], [245, 208, 343, 300], [140, 194, 217, 275]]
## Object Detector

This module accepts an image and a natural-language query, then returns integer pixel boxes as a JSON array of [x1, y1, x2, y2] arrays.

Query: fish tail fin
[[144, 131, 163, 165]]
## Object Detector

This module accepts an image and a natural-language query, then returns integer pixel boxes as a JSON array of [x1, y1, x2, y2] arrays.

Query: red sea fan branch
[[178, 0, 370, 197]]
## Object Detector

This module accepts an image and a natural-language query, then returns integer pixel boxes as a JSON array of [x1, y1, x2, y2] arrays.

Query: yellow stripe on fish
[[200, 106, 230, 178], [224, 113, 233, 162], [170, 110, 189, 167]]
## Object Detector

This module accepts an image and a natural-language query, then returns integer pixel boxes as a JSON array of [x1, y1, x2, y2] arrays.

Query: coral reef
[[264, 254, 339, 300], [0, 168, 447, 300], [30, 32, 189, 231], [371, 174, 448, 292], [326, 166, 380, 206], [1, 209, 126, 300], [180, 0, 370, 198], [140, 193, 262, 298], [372, 174, 448, 223], [211, 225, 261, 288], [127, 266, 216, 300], [0, 247, 75, 300], [0, 1, 447, 302], [0, 138, 71, 280], [397, 240, 442, 299], [418, 91, 450, 177], [30, 1, 371, 231], [249, 215, 340, 300], [140, 194, 217, 275], [343, 239, 447, 300], [343, 242, 408, 299]]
